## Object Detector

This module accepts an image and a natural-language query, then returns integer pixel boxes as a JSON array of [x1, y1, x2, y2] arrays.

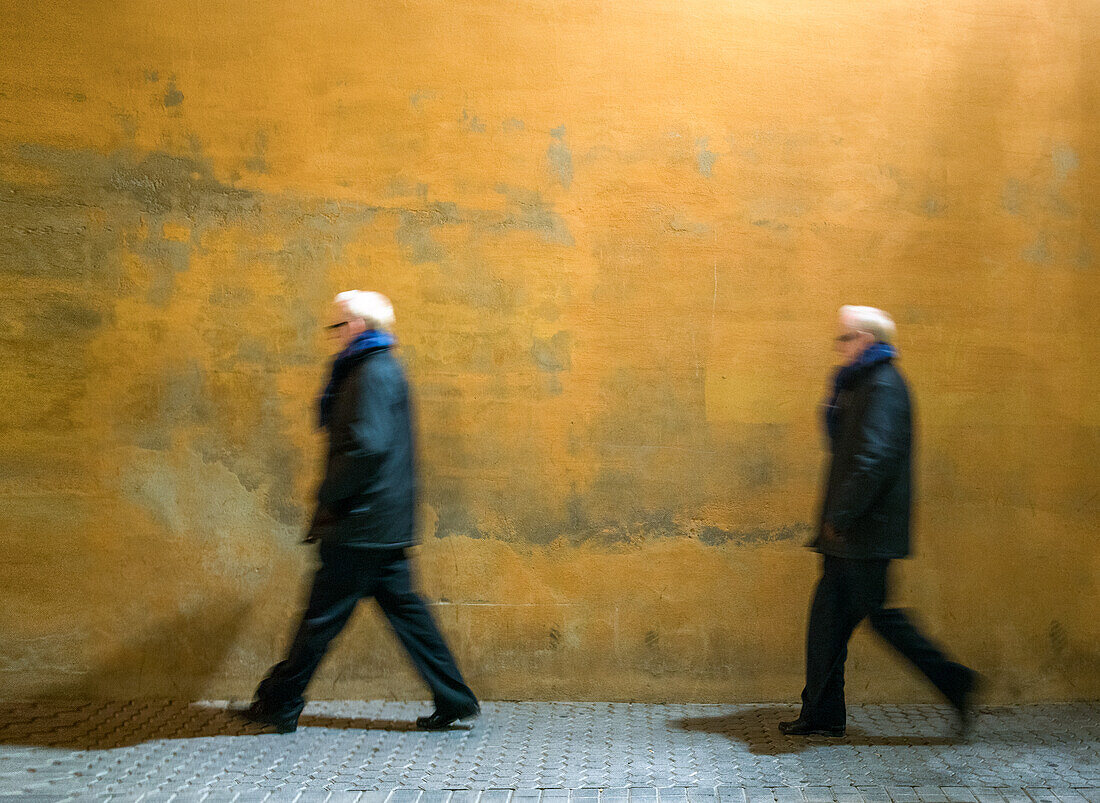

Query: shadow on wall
[[23, 601, 254, 702], [0, 602, 257, 748]]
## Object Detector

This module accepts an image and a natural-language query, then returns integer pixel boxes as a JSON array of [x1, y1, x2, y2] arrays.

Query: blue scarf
[[318, 330, 395, 429], [824, 341, 897, 444]]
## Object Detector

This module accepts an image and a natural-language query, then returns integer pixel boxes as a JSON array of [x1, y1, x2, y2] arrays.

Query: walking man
[[242, 290, 479, 733], [780, 305, 977, 738]]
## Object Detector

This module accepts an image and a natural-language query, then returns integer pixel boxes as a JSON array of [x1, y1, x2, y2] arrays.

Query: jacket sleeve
[[317, 361, 395, 509], [825, 377, 908, 531]]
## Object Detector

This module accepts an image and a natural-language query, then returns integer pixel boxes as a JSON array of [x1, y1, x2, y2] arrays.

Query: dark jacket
[[310, 346, 417, 549], [812, 360, 913, 559]]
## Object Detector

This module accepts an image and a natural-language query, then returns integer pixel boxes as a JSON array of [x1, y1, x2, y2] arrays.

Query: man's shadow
[[0, 701, 427, 750], [672, 705, 958, 755], [0, 599, 424, 750]]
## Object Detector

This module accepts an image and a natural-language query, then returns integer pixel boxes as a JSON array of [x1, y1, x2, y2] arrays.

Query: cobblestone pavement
[[0, 701, 1096, 803]]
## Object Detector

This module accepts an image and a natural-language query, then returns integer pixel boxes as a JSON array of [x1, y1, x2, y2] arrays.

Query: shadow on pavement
[[671, 705, 959, 755], [0, 700, 437, 749]]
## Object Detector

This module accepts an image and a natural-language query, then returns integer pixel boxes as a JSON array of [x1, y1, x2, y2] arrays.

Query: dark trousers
[[255, 543, 477, 716], [799, 555, 971, 727]]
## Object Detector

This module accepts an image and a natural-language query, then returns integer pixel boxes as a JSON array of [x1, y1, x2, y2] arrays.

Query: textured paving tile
[[0, 702, 1094, 802]]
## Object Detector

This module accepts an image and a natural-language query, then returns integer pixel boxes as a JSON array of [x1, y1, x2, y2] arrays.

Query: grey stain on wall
[[163, 81, 184, 107], [395, 205, 458, 264], [922, 197, 947, 217], [1023, 235, 1051, 264], [494, 186, 574, 246], [547, 126, 574, 190], [244, 131, 269, 174], [1052, 144, 1079, 181], [1002, 179, 1024, 215], [695, 138, 716, 178], [461, 109, 486, 133], [697, 523, 811, 546], [531, 331, 572, 373]]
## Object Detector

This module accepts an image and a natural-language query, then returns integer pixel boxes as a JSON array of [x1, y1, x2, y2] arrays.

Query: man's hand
[[822, 522, 844, 545], [303, 506, 336, 544]]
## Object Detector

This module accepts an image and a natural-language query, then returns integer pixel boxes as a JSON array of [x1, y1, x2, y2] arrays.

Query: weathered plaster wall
[[1, 0, 1097, 703]]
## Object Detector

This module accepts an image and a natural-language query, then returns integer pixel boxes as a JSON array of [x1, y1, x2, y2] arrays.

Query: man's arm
[[825, 378, 908, 531], [317, 360, 395, 510]]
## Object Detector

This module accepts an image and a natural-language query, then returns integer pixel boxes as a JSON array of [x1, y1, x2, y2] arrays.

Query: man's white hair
[[839, 305, 896, 344], [335, 290, 396, 332]]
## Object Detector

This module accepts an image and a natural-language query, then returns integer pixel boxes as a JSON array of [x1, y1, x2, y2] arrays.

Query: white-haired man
[[242, 291, 479, 732], [780, 306, 977, 738]]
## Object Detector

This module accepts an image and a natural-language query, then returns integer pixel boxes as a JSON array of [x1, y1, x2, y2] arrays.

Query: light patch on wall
[[118, 446, 294, 577]]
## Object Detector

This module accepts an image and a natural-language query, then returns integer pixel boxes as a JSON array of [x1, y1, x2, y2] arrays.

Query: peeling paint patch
[[695, 137, 716, 178], [163, 81, 184, 107], [462, 109, 486, 133], [750, 219, 788, 231], [502, 117, 525, 133], [531, 331, 572, 373], [697, 523, 810, 546], [409, 90, 436, 108], [666, 213, 709, 235], [143, 69, 160, 83], [395, 205, 458, 264], [494, 185, 574, 246], [547, 126, 573, 190]]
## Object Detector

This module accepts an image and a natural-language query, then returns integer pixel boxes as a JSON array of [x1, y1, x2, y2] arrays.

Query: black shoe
[[237, 699, 304, 734], [951, 669, 981, 739], [416, 702, 480, 730], [779, 718, 845, 737]]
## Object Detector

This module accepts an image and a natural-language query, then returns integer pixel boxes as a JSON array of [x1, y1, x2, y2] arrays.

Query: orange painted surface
[[1, 0, 1096, 701]]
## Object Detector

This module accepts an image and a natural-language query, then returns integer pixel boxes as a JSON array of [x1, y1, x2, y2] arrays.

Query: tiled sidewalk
[[0, 701, 1096, 802]]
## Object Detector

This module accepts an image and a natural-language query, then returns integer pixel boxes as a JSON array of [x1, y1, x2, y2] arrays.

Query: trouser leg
[[373, 549, 478, 714], [799, 557, 864, 727], [255, 547, 361, 711], [869, 603, 972, 706]]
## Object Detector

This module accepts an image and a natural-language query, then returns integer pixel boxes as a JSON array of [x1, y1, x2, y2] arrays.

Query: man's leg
[[796, 557, 862, 730], [867, 567, 975, 708], [253, 545, 362, 718], [372, 549, 478, 717]]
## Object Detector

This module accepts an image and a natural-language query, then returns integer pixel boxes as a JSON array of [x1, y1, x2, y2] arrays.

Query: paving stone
[[1049, 792, 1088, 803], [941, 790, 977, 803], [717, 789, 748, 803], [0, 703, 1095, 801], [357, 794, 389, 803], [831, 790, 864, 803], [886, 789, 919, 803], [1026, 792, 1058, 803]]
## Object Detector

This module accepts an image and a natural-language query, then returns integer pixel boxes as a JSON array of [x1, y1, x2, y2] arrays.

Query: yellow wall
[[1, 0, 1097, 703]]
